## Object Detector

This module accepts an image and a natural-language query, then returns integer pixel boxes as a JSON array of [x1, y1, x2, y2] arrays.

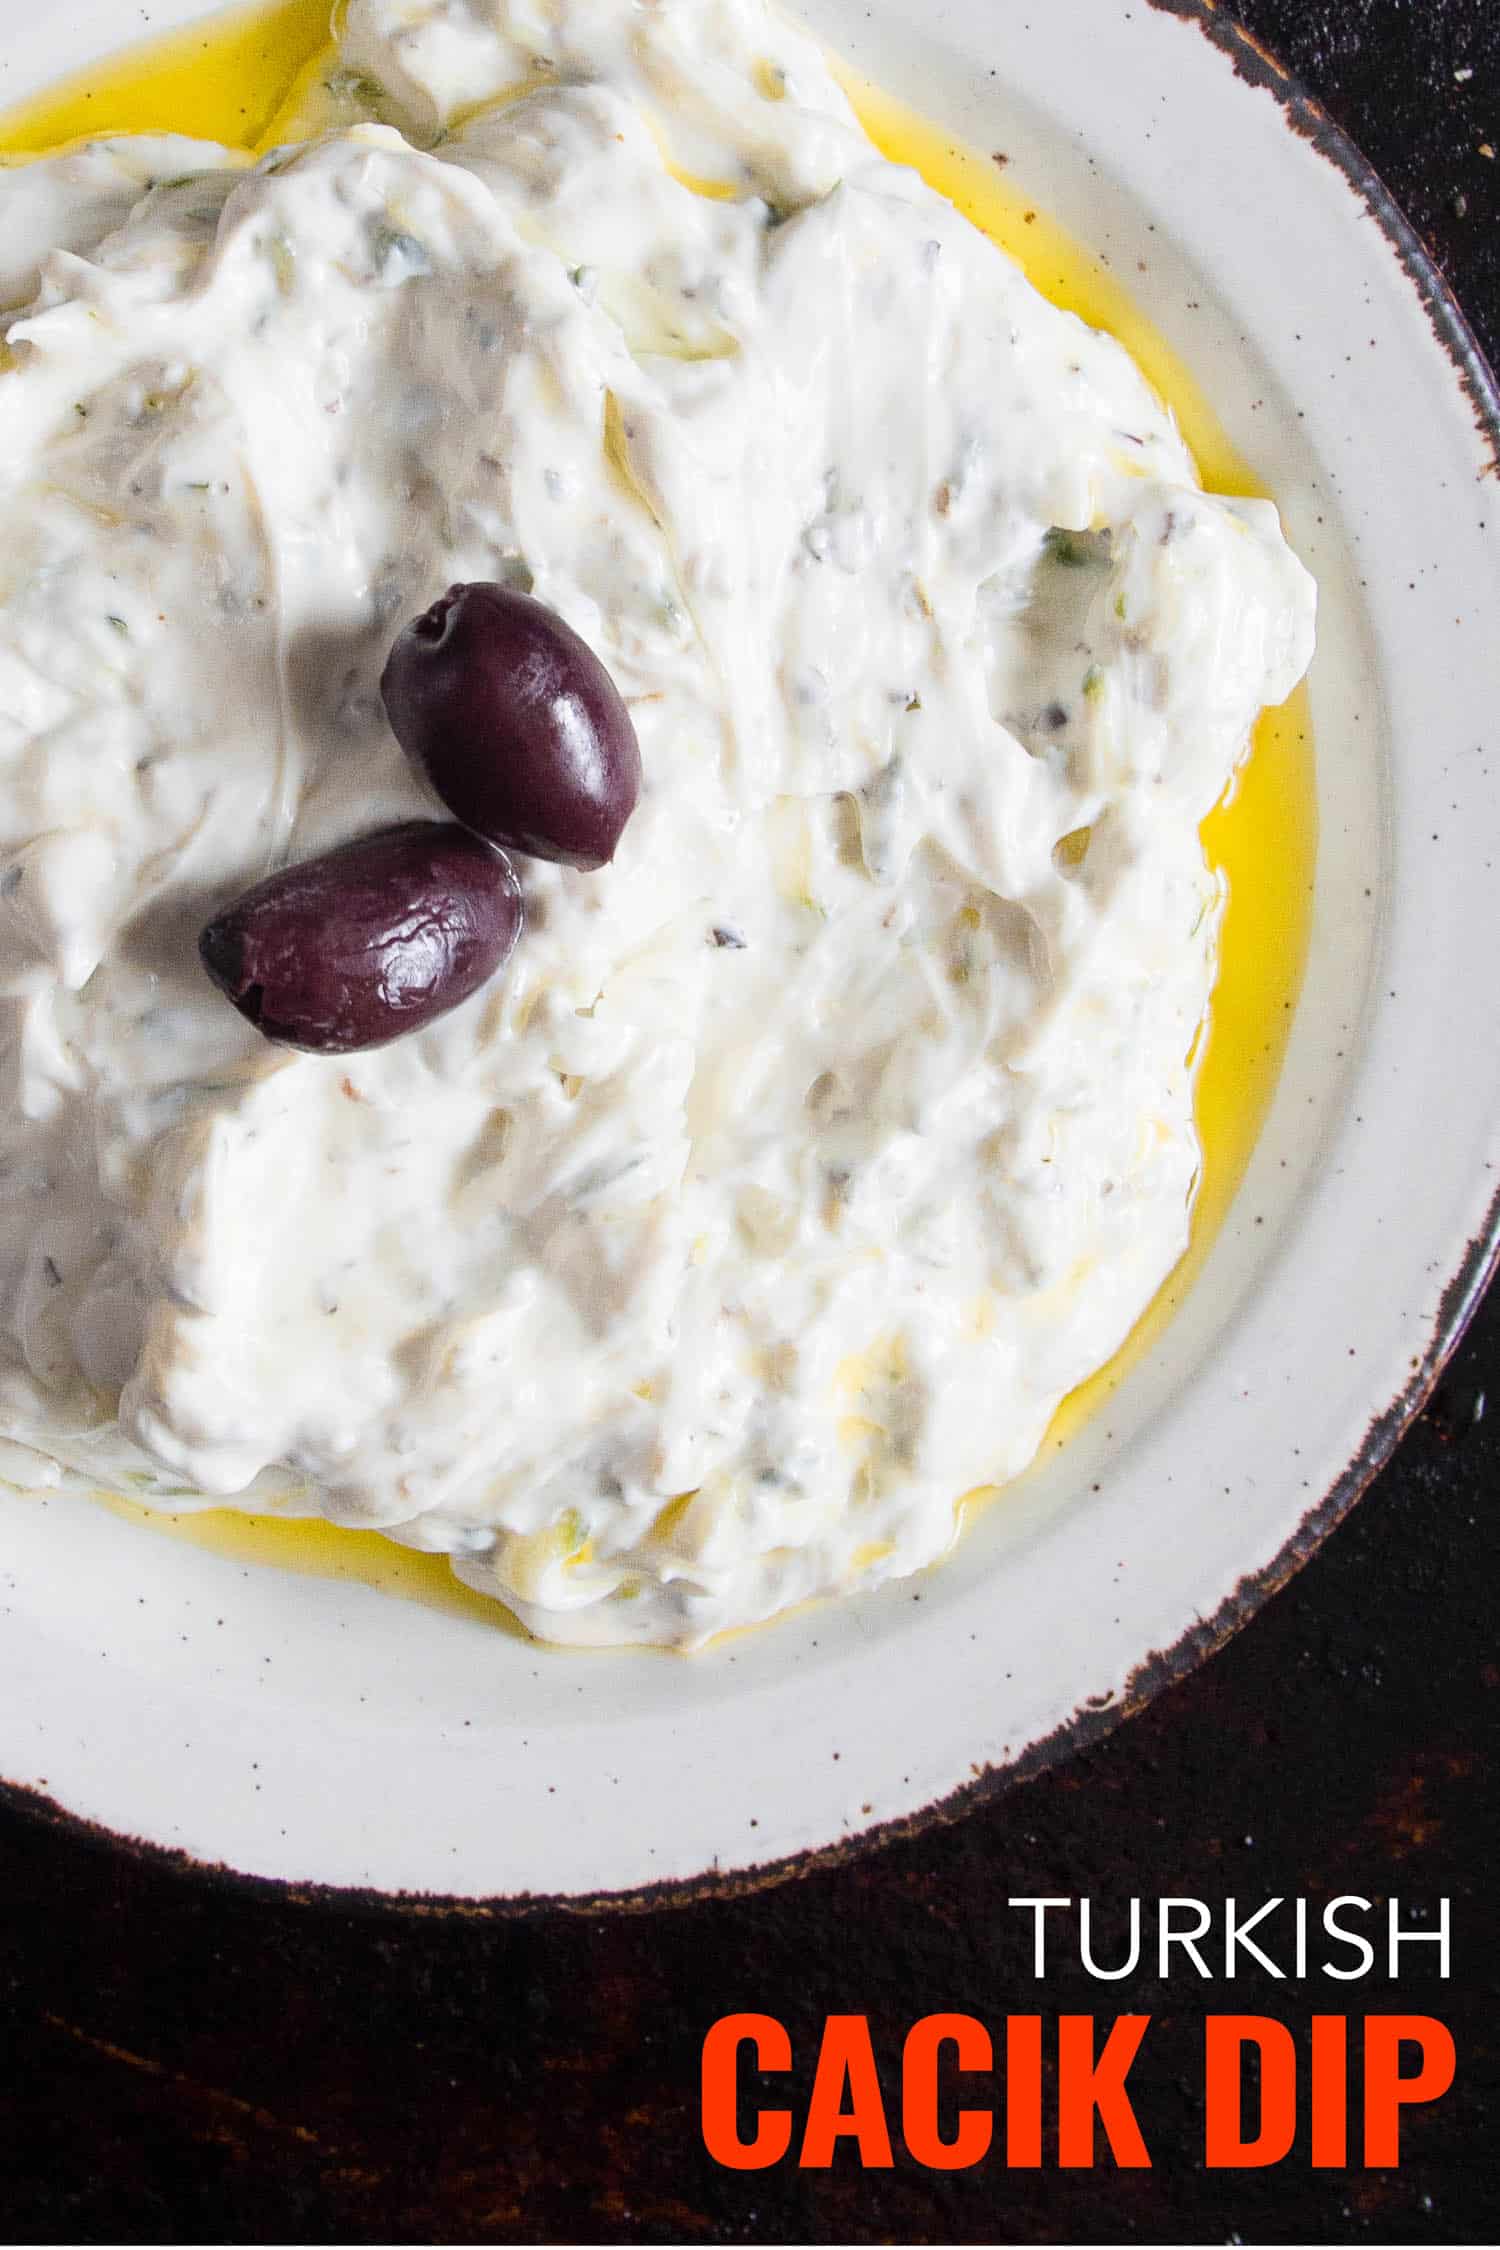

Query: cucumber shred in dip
[[0, 0, 1314, 1647]]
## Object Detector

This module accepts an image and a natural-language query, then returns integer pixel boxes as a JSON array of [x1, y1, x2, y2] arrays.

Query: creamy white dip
[[0, 0, 1315, 1646]]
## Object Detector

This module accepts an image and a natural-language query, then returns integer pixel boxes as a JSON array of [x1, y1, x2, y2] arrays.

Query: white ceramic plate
[[2, 0, 1497, 1904]]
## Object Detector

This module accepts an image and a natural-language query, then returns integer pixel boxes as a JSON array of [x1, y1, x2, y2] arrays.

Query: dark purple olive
[[199, 822, 522, 1053], [380, 583, 642, 870]]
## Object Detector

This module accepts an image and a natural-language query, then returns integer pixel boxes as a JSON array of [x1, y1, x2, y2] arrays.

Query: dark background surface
[[2, 2, 1498, 2242]]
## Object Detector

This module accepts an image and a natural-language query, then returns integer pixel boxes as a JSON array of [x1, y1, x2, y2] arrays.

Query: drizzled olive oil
[[96, 1485, 524, 1628], [0, 5, 1316, 1619], [843, 74, 1317, 1475], [0, 0, 331, 155]]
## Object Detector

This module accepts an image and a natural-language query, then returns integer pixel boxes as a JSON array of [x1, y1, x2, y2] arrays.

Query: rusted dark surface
[[1202, 0, 1500, 378], [3, 1303, 1496, 2244], [1149, 0, 1500, 460], [1, 1, 1498, 2240]]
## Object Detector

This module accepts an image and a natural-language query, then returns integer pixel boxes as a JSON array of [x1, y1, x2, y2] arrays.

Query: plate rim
[[1, 0, 1498, 1910]]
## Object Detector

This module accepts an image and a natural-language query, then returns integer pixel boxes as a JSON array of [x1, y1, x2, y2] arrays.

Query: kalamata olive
[[380, 583, 642, 870], [198, 822, 522, 1053]]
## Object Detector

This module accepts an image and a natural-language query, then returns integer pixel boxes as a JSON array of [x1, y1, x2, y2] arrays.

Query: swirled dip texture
[[0, 0, 1315, 1645]]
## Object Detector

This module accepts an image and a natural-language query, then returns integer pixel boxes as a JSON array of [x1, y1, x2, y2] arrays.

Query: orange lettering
[[1058, 2015, 1152, 2168], [800, 2015, 895, 2169], [1006, 2015, 1043, 2169], [701, 2014, 792, 2171], [1364, 2016, 1456, 2167], [1311, 2016, 1348, 2168], [902, 2014, 993, 2171], [1205, 2016, 1297, 2168]]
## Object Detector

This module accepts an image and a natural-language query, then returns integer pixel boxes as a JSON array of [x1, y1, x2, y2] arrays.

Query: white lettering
[[1388, 1897, 1450, 1979], [1322, 1896, 1376, 1981], [1158, 1898, 1213, 1978], [1224, 1897, 1285, 1979], [1010, 1897, 1071, 1979], [1079, 1898, 1142, 1981]]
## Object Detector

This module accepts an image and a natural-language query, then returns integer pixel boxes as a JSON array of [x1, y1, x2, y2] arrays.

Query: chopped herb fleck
[[1045, 526, 1111, 569], [267, 232, 297, 297], [1045, 528, 1092, 567], [370, 224, 431, 281], [497, 553, 535, 595], [325, 67, 386, 107]]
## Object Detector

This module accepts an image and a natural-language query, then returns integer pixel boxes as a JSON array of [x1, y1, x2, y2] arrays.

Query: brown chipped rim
[[2, 0, 1499, 1917]]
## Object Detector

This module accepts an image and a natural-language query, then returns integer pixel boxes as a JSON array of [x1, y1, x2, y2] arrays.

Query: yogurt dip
[[0, 0, 1316, 1647]]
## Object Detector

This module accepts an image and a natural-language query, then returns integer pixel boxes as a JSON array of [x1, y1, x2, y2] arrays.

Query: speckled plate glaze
[[1, 0, 1497, 1906]]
